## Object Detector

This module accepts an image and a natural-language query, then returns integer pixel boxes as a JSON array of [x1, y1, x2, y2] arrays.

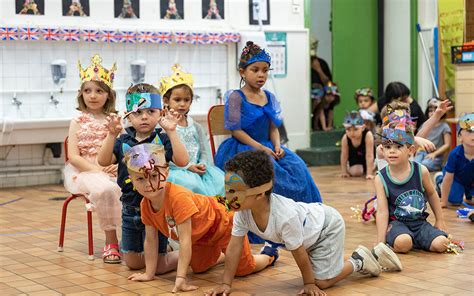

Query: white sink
[[0, 117, 71, 146]]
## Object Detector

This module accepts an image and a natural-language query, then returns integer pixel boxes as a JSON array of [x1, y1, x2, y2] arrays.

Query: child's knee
[[393, 234, 413, 253], [349, 165, 364, 177], [429, 236, 449, 253], [123, 252, 145, 270]]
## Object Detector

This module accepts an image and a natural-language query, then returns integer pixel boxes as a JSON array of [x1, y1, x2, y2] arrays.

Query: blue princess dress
[[215, 89, 322, 203], [167, 116, 225, 196]]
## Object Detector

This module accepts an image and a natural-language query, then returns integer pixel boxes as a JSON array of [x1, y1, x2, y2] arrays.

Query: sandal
[[103, 243, 122, 264]]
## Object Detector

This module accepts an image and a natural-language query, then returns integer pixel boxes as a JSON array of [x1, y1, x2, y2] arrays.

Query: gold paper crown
[[159, 64, 193, 96], [78, 54, 117, 88]]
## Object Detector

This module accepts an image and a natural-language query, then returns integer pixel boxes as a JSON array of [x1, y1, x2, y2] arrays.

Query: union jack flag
[[19, 27, 41, 41], [100, 30, 119, 43], [0, 27, 18, 41], [190, 32, 207, 45], [82, 29, 100, 42], [155, 32, 172, 44], [61, 29, 81, 42], [174, 32, 190, 44], [222, 32, 240, 43], [119, 31, 136, 43], [41, 28, 61, 41], [137, 31, 157, 43], [207, 32, 223, 44]]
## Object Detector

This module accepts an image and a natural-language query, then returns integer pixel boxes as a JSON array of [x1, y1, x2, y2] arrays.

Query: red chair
[[57, 137, 94, 260], [207, 105, 231, 159]]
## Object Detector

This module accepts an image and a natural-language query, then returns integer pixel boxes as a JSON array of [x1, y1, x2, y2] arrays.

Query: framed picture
[[16, 0, 44, 15], [115, 0, 139, 19], [249, 0, 269, 25], [62, 0, 89, 17], [161, 0, 184, 20], [202, 0, 223, 20]]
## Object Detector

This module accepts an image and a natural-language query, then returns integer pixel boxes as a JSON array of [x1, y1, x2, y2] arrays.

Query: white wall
[[0, 0, 310, 187], [384, 0, 411, 90]]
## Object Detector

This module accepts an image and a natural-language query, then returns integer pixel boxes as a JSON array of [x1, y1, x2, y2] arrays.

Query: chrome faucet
[[194, 94, 201, 102], [12, 93, 22, 109], [50, 92, 60, 107]]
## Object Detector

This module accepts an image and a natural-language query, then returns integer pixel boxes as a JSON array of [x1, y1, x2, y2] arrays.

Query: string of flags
[[0, 27, 240, 44]]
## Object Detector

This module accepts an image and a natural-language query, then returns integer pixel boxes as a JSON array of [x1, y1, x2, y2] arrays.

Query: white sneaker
[[373, 242, 403, 271], [351, 245, 381, 277]]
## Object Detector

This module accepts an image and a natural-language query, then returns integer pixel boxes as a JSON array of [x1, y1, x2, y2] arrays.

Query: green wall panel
[[331, 0, 378, 126]]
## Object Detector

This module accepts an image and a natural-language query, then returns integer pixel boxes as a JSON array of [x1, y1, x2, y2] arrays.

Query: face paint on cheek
[[225, 173, 248, 209]]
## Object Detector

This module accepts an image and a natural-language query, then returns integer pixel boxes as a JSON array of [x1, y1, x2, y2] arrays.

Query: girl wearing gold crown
[[63, 54, 123, 264], [214, 41, 323, 243], [159, 64, 225, 197]]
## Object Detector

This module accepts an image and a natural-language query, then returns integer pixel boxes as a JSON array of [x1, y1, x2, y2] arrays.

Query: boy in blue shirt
[[439, 113, 474, 209]]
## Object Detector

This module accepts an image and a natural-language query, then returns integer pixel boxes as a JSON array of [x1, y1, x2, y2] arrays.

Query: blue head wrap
[[244, 49, 272, 67], [126, 93, 162, 112]]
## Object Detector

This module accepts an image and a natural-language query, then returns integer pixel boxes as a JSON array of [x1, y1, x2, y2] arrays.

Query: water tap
[[11, 93, 22, 109], [50, 92, 60, 106]]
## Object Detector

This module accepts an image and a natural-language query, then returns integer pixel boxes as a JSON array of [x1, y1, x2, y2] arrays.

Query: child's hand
[[415, 137, 436, 153], [106, 114, 123, 136], [424, 153, 436, 160], [188, 164, 206, 175], [159, 108, 182, 132], [275, 146, 285, 159], [366, 174, 375, 180], [172, 277, 198, 293], [204, 284, 232, 296], [435, 99, 453, 117], [102, 164, 118, 177], [260, 145, 278, 159], [323, 126, 333, 131], [127, 272, 155, 282], [435, 220, 448, 234], [298, 284, 327, 296], [340, 172, 350, 178]]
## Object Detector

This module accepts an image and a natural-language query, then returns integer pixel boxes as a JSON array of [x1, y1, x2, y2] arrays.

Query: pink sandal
[[103, 243, 122, 264]]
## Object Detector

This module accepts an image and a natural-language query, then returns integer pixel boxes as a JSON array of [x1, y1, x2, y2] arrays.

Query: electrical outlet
[[292, 5, 301, 14]]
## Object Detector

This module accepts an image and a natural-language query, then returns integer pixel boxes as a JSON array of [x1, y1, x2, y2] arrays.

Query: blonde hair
[[76, 81, 117, 114], [380, 101, 410, 120]]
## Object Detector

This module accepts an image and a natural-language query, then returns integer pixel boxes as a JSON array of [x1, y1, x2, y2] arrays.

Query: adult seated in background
[[371, 81, 426, 132]]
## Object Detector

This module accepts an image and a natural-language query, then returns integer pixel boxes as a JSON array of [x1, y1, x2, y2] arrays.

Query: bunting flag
[[41, 28, 61, 41], [19, 27, 41, 41], [61, 29, 81, 42], [82, 29, 100, 42], [100, 30, 119, 43], [0, 27, 18, 41]]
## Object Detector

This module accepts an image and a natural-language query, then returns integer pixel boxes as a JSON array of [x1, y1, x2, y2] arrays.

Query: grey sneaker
[[351, 245, 381, 277], [373, 242, 403, 271]]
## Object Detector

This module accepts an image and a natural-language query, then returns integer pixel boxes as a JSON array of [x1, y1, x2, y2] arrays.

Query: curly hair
[[224, 150, 274, 194], [238, 41, 264, 69], [127, 83, 160, 95]]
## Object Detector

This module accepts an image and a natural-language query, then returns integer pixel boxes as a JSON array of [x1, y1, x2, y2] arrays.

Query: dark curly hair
[[224, 150, 274, 196], [127, 83, 159, 95], [238, 41, 264, 69]]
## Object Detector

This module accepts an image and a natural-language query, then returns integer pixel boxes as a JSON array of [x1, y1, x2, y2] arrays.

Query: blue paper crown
[[343, 111, 365, 127], [457, 113, 474, 134], [126, 93, 162, 112], [244, 49, 272, 67]]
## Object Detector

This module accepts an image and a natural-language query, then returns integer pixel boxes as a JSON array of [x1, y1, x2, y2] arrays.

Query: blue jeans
[[436, 174, 474, 205], [121, 205, 168, 255], [414, 151, 443, 172]]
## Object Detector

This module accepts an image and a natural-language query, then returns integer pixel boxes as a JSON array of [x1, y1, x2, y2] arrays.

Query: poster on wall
[[62, 0, 89, 17], [161, 0, 183, 20], [202, 0, 224, 20], [16, 0, 44, 15], [249, 0, 269, 25], [115, 0, 139, 19], [265, 32, 287, 77]]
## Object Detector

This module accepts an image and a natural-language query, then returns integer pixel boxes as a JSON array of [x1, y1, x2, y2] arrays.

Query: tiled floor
[[0, 166, 473, 296]]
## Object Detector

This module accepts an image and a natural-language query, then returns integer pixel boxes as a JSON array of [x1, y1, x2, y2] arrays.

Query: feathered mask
[[343, 111, 364, 128]]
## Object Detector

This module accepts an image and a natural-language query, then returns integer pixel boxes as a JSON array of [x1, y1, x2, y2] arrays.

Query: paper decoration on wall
[[115, 0, 139, 19], [161, 0, 183, 20], [202, 0, 223, 20], [63, 0, 89, 16], [249, 0, 270, 25], [16, 0, 44, 15], [0, 26, 241, 45]]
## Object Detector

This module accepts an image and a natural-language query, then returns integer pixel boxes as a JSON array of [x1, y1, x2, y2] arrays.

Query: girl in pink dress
[[63, 55, 122, 263]]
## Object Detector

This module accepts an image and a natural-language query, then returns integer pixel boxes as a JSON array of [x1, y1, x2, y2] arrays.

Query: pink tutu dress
[[63, 113, 122, 231]]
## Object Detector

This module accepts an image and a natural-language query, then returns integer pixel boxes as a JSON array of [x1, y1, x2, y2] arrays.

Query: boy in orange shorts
[[125, 144, 276, 293]]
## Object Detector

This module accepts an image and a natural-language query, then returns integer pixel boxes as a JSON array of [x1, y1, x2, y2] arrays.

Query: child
[[125, 144, 276, 293], [214, 41, 322, 208], [439, 113, 474, 207], [97, 82, 189, 271], [311, 87, 325, 131], [355, 87, 378, 130], [314, 82, 341, 131], [375, 117, 449, 254], [205, 150, 402, 296], [414, 98, 451, 172], [64, 54, 122, 263], [159, 64, 225, 196], [340, 111, 375, 179]]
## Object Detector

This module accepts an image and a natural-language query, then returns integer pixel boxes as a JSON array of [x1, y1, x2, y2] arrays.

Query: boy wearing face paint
[[205, 150, 402, 296], [124, 144, 276, 293]]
